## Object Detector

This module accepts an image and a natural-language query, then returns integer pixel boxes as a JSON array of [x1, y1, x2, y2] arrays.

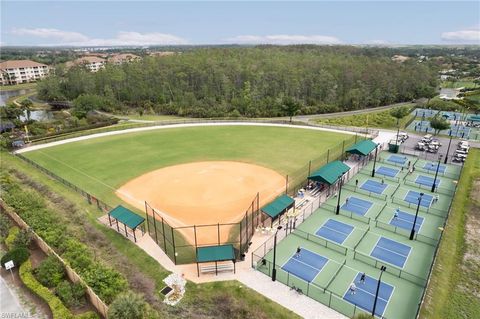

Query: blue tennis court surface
[[390, 210, 423, 232], [281, 248, 328, 282], [387, 155, 408, 165], [415, 175, 440, 188], [343, 273, 394, 317], [404, 190, 433, 208], [423, 162, 446, 174], [361, 179, 387, 194], [315, 219, 354, 244], [371, 237, 411, 268], [342, 197, 373, 216], [376, 166, 399, 178]]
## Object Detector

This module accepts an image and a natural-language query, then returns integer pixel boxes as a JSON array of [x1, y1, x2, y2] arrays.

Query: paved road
[[0, 275, 28, 318]]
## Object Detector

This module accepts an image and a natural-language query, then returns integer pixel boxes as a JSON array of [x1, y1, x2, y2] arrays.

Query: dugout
[[345, 139, 377, 158], [108, 205, 145, 242], [196, 244, 236, 276], [308, 160, 350, 194], [260, 194, 295, 227]]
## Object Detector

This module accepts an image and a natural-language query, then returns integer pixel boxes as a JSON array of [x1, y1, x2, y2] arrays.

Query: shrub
[[19, 259, 73, 319], [1, 247, 30, 268], [353, 314, 373, 319], [12, 228, 32, 249], [55, 280, 86, 308], [108, 292, 149, 319], [34, 255, 65, 288], [5, 226, 20, 249], [0, 213, 12, 241]]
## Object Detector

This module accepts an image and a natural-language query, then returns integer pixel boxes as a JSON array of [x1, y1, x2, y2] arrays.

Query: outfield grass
[[23, 125, 352, 211], [315, 104, 415, 130]]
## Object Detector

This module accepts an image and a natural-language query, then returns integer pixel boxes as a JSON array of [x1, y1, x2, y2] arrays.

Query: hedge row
[[19, 259, 98, 319], [1, 173, 127, 303]]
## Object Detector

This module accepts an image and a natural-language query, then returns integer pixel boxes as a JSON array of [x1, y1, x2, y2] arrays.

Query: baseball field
[[21, 125, 354, 239]]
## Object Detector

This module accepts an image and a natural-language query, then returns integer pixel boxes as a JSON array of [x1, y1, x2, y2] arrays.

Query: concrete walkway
[[0, 275, 29, 318]]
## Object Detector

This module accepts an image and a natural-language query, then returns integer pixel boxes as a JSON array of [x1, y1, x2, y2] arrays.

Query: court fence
[[403, 178, 456, 196], [251, 252, 384, 319], [391, 196, 448, 218], [374, 220, 440, 247]]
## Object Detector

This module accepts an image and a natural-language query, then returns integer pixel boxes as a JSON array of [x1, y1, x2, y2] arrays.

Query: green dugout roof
[[308, 160, 350, 185], [109, 205, 145, 229], [261, 194, 295, 219], [196, 244, 235, 263], [345, 139, 377, 156]]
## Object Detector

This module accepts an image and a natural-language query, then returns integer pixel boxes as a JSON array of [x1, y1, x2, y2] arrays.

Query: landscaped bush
[[4, 226, 20, 249], [55, 280, 86, 308], [108, 292, 150, 319], [0, 213, 12, 242], [12, 228, 32, 249], [1, 173, 128, 303], [34, 255, 65, 288], [1, 247, 30, 267]]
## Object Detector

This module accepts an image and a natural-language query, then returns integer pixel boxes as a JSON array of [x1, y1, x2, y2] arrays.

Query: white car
[[398, 132, 409, 141]]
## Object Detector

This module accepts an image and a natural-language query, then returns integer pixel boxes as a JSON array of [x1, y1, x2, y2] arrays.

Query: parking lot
[[391, 132, 479, 165]]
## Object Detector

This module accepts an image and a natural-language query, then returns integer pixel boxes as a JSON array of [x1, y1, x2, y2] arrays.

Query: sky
[[1, 1, 479, 46]]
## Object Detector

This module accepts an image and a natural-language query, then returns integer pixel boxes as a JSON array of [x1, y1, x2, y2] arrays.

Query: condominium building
[[0, 60, 50, 85], [108, 53, 140, 65], [67, 56, 106, 72]]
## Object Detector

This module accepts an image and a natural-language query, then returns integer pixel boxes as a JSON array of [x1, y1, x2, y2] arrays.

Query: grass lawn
[[315, 104, 415, 130], [23, 125, 352, 211], [419, 148, 480, 318], [0, 82, 37, 91], [441, 80, 478, 89], [1, 152, 301, 319]]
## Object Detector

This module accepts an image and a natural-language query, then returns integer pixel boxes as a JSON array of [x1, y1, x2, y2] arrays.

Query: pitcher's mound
[[116, 161, 286, 228]]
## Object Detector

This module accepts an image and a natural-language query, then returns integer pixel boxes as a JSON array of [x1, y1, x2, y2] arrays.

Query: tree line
[[37, 46, 439, 118]]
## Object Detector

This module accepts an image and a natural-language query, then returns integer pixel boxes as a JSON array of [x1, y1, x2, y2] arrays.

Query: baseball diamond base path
[[117, 161, 286, 245]]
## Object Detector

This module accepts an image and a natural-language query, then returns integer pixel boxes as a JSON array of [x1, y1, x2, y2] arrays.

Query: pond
[[1, 88, 54, 121]]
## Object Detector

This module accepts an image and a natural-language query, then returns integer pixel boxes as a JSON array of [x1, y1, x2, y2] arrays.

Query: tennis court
[[282, 248, 329, 282], [370, 237, 411, 268], [315, 219, 354, 245], [342, 197, 373, 216], [361, 179, 388, 194], [422, 162, 446, 174], [404, 190, 433, 208], [343, 272, 394, 317], [387, 155, 408, 165], [390, 210, 423, 233], [376, 166, 400, 178], [415, 175, 440, 188]]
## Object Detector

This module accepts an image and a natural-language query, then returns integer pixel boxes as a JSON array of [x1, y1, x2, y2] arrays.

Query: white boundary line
[[361, 179, 387, 195], [314, 219, 354, 245], [388, 211, 425, 234], [281, 248, 329, 282]]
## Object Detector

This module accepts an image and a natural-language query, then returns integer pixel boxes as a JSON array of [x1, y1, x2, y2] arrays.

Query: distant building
[[66, 56, 106, 72], [0, 60, 50, 85], [108, 53, 141, 65], [391, 55, 410, 63], [148, 51, 177, 57]]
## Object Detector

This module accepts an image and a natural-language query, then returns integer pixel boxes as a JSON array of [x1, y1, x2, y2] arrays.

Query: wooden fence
[[0, 200, 109, 318]]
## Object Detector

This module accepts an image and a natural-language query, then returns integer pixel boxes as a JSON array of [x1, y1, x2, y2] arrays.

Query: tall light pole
[[372, 265, 387, 316], [444, 132, 453, 164], [371, 143, 379, 177], [431, 155, 443, 193], [410, 192, 424, 240], [271, 225, 283, 281], [336, 174, 344, 215]]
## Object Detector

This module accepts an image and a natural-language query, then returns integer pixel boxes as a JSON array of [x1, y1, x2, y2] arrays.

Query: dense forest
[[37, 46, 440, 118]]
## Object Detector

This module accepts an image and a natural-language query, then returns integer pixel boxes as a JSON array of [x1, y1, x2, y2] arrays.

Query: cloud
[[226, 34, 342, 45], [10, 28, 188, 46], [441, 28, 480, 42], [364, 39, 390, 45]]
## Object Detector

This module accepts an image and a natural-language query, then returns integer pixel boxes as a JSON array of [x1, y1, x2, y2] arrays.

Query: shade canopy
[[261, 194, 295, 219], [308, 160, 350, 185], [196, 244, 235, 263], [109, 205, 145, 229], [345, 139, 377, 156]]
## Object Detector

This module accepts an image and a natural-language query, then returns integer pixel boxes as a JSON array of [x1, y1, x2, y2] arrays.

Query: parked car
[[422, 134, 433, 143], [398, 132, 409, 141], [453, 154, 467, 162], [416, 142, 427, 151]]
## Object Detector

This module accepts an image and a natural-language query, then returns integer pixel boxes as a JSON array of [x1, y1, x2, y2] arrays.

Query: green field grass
[[23, 125, 352, 211], [441, 80, 478, 89], [314, 104, 415, 130]]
